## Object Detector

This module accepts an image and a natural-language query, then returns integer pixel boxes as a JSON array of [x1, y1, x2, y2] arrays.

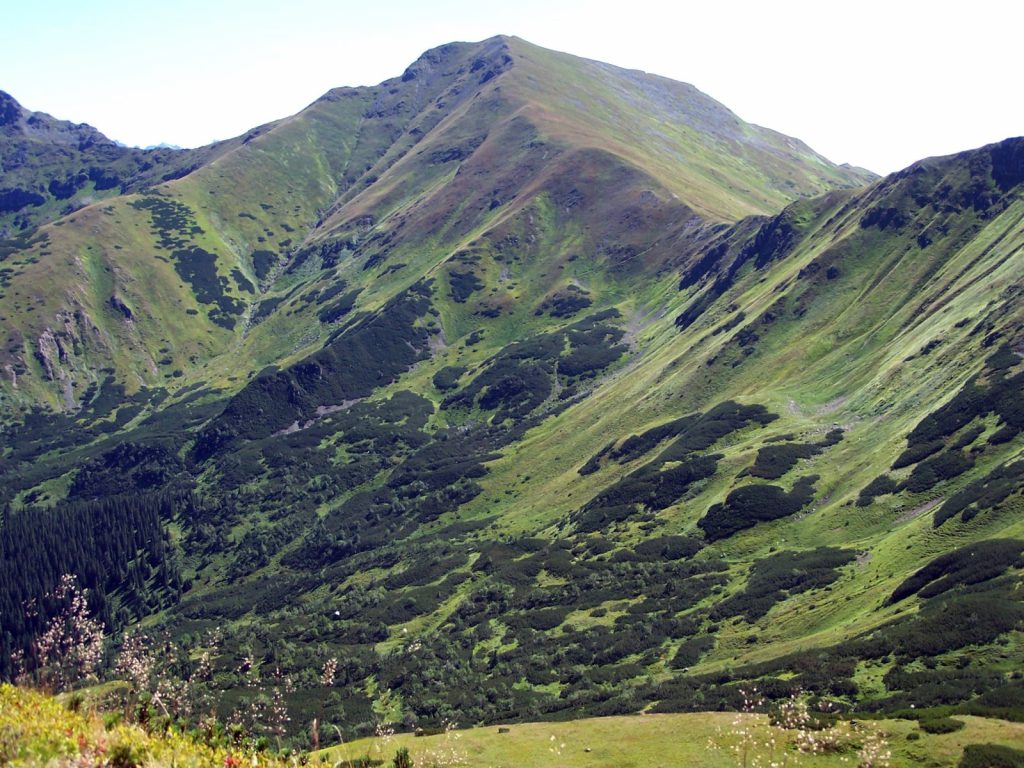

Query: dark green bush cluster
[[317, 289, 361, 323], [894, 346, 1023, 472], [918, 716, 965, 734], [934, 460, 1024, 527], [712, 547, 855, 621], [536, 286, 592, 318], [857, 474, 898, 506], [888, 539, 1024, 604], [901, 450, 974, 493], [432, 365, 466, 391], [196, 283, 433, 453], [699, 476, 817, 541], [443, 311, 626, 423], [448, 269, 484, 303], [574, 455, 718, 533], [959, 744, 1024, 768], [746, 429, 842, 480]]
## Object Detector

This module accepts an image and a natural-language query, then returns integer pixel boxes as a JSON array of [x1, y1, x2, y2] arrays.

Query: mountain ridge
[[1, 36, 1023, 746]]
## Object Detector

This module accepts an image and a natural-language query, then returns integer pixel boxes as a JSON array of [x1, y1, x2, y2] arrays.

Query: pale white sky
[[3, 0, 1021, 175]]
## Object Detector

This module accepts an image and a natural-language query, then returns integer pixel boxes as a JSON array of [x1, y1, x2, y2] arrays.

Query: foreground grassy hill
[[1, 36, 1023, 754], [3, 683, 1024, 767]]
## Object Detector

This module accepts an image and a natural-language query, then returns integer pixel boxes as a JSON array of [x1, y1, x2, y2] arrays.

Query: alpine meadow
[[1, 35, 1023, 767]]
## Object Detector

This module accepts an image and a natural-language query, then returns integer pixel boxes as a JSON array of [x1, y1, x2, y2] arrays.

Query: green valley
[[0, 34, 1022, 766]]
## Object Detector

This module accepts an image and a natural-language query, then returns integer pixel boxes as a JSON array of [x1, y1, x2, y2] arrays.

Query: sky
[[2, 0, 1021, 175]]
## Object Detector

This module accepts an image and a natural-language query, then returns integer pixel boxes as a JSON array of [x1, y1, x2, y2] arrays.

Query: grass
[[3, 680, 1023, 767], [0, 683, 293, 768], [325, 711, 1024, 768]]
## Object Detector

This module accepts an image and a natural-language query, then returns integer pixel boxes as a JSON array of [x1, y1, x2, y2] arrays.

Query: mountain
[[1, 36, 1023, 743], [0, 90, 240, 233], [0, 36, 872, 413]]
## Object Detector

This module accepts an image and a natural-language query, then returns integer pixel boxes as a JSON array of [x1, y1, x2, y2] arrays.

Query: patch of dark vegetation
[[173, 246, 244, 329], [314, 280, 350, 305], [129, 196, 242, 327], [934, 460, 1024, 527], [68, 441, 185, 499], [582, 401, 777, 476], [0, 227, 47, 261], [712, 547, 856, 621], [231, 268, 255, 294], [699, 476, 817, 542], [0, 492, 192, 678], [432, 365, 466, 392], [877, 584, 1024, 658], [901, 450, 974, 493], [318, 289, 361, 323], [860, 206, 907, 230], [252, 296, 284, 323], [108, 295, 133, 320], [857, 474, 899, 506], [887, 539, 1024, 604], [894, 345, 1023, 470], [251, 250, 278, 280], [711, 311, 746, 336], [578, 441, 614, 476], [959, 744, 1024, 768], [443, 311, 626, 423], [746, 429, 843, 480], [632, 535, 703, 561], [195, 283, 433, 455], [610, 415, 698, 465], [879, 665, 1004, 710], [448, 270, 485, 303], [0, 187, 46, 212], [918, 716, 965, 734], [676, 210, 798, 330], [287, 238, 351, 274], [427, 136, 484, 164], [536, 285, 592, 318], [574, 455, 719, 533], [670, 636, 715, 669]]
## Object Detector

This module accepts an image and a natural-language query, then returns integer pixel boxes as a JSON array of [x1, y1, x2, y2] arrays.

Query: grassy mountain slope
[[0, 35, 871, 412], [1, 36, 1023, 748]]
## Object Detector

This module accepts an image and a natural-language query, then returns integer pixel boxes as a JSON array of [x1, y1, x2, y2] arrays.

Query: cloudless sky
[[3, 0, 1021, 175]]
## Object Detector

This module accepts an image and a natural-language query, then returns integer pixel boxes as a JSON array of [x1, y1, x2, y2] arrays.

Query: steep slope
[[2, 37, 1023, 742], [0, 35, 870, 413]]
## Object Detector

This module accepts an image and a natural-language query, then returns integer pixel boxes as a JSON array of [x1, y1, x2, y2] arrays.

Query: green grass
[[325, 712, 1024, 768]]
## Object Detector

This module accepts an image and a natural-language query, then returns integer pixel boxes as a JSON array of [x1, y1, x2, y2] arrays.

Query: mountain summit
[[1, 37, 1022, 746]]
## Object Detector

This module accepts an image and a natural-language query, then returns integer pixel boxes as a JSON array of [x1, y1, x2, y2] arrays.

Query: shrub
[[918, 717, 965, 734], [959, 744, 1024, 768], [888, 539, 1024, 604], [699, 476, 817, 541]]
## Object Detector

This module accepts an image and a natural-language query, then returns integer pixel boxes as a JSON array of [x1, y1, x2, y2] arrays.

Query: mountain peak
[[398, 35, 514, 86]]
